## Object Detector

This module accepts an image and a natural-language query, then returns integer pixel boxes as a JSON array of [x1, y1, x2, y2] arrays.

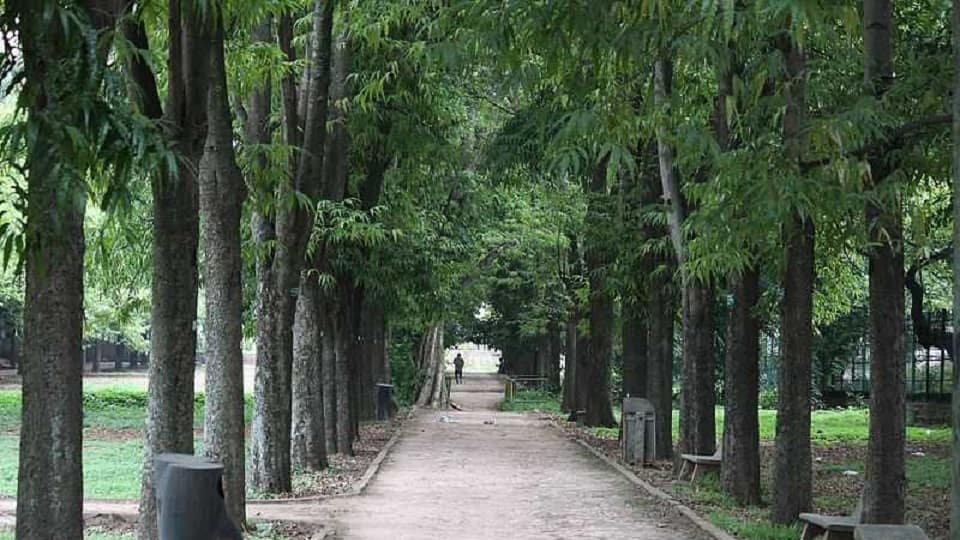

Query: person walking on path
[[453, 353, 465, 384]]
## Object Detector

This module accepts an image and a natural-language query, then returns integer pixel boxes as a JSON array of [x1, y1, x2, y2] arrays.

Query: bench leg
[[800, 523, 824, 540], [690, 463, 701, 483], [678, 461, 689, 481], [823, 531, 854, 540]]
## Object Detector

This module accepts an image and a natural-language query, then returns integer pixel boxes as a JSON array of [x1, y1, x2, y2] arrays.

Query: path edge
[[349, 405, 416, 496], [254, 406, 417, 505], [568, 432, 738, 540]]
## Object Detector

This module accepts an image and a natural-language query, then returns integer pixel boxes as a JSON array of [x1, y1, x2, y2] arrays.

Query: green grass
[[610, 406, 949, 444], [670, 449, 950, 540], [708, 511, 801, 540], [0, 434, 144, 498], [501, 390, 950, 444], [0, 387, 258, 499], [674, 480, 802, 540], [499, 389, 562, 413], [814, 456, 950, 490], [0, 388, 256, 432]]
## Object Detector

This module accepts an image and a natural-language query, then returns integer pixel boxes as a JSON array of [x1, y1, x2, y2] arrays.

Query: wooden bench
[[799, 500, 861, 540], [853, 525, 929, 540], [678, 441, 721, 482]]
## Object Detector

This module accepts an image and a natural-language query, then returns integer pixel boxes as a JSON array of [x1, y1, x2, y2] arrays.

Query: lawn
[[0, 387, 256, 499], [502, 389, 951, 444]]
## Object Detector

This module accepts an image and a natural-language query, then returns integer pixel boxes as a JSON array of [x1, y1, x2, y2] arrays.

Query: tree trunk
[[199, 17, 246, 526], [357, 297, 386, 420], [721, 267, 761, 506], [15, 6, 89, 527], [334, 292, 354, 455], [575, 331, 591, 413], [951, 2, 960, 537], [416, 325, 445, 406], [772, 25, 815, 524], [646, 255, 675, 460], [622, 306, 647, 398], [562, 313, 579, 411], [583, 157, 616, 428], [654, 56, 715, 456], [18, 157, 86, 540], [862, 0, 906, 524], [680, 281, 716, 456], [774, 216, 815, 523], [291, 272, 328, 470], [322, 310, 338, 455], [584, 290, 616, 427], [547, 322, 562, 392], [252, 0, 334, 493], [93, 341, 103, 373], [138, 3, 214, 535]]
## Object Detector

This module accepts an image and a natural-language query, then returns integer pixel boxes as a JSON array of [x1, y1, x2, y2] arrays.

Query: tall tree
[[200, 8, 246, 526], [8, 1, 123, 535], [951, 2, 960, 536], [714, 25, 761, 506], [862, 0, 906, 523], [641, 147, 675, 461], [121, 0, 216, 535], [582, 156, 616, 428], [721, 267, 761, 505], [325, 27, 357, 454], [645, 250, 675, 460], [655, 55, 716, 456], [772, 24, 814, 524], [250, 0, 335, 491]]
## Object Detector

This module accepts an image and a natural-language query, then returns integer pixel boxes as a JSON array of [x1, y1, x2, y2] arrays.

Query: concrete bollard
[[154, 453, 242, 540]]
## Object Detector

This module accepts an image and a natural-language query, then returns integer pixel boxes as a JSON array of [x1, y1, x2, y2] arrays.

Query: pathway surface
[[326, 373, 709, 539], [0, 369, 712, 539]]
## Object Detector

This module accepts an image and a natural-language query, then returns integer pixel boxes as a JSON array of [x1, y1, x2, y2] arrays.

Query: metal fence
[[503, 376, 548, 403]]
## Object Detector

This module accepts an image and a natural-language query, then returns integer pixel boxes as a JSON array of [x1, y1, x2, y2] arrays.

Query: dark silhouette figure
[[453, 353, 464, 384]]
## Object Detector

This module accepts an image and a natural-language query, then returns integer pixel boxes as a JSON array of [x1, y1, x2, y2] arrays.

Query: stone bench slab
[[799, 513, 858, 531], [854, 525, 929, 540], [680, 454, 721, 465]]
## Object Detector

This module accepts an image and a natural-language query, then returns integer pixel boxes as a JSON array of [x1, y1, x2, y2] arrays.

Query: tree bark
[[18, 140, 87, 540], [199, 15, 246, 526], [773, 27, 815, 524], [654, 55, 715, 456], [14, 4, 94, 533], [646, 255, 675, 460], [547, 322, 562, 392], [416, 325, 445, 406], [680, 281, 716, 456], [322, 310, 338, 455], [291, 272, 328, 470], [862, 0, 906, 524], [951, 2, 960, 537], [357, 296, 386, 420], [583, 158, 616, 428], [575, 330, 591, 413], [721, 267, 761, 506], [335, 305, 353, 454], [138, 3, 214, 535], [562, 312, 579, 411], [622, 306, 647, 398], [252, 0, 334, 493]]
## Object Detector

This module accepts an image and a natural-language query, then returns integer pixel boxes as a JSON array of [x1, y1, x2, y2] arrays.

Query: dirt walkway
[[0, 373, 712, 538], [325, 374, 710, 539]]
